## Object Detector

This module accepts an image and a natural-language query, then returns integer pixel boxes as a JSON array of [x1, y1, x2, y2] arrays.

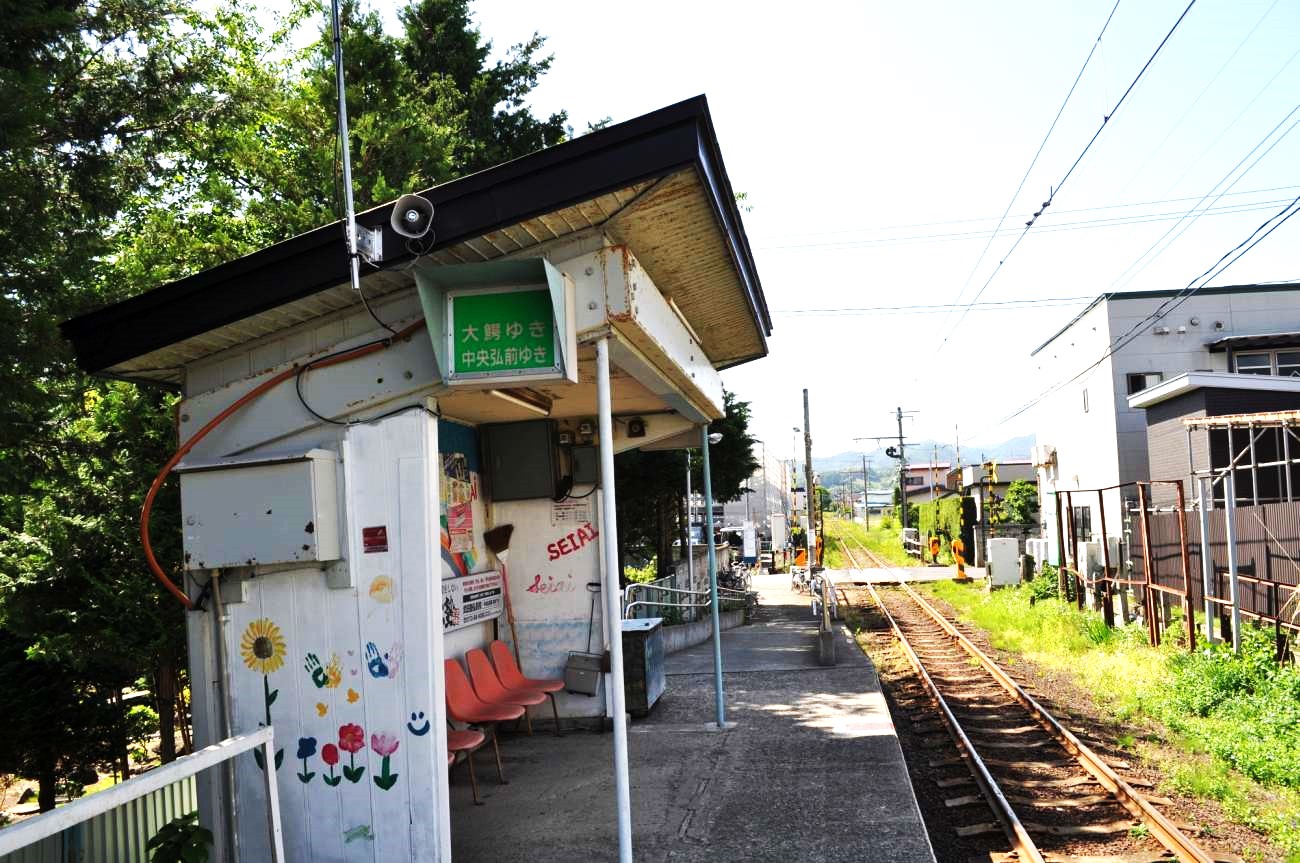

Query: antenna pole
[[331, 0, 363, 294]]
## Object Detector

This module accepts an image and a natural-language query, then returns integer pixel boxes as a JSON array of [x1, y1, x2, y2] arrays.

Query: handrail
[[0, 727, 284, 860]]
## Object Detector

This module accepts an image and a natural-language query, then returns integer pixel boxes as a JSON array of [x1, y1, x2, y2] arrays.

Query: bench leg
[[465, 750, 483, 805], [549, 693, 562, 737], [490, 727, 508, 785], [524, 708, 533, 736]]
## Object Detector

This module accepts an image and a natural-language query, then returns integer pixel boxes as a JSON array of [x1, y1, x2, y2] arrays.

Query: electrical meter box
[[176, 449, 340, 570], [985, 538, 1020, 588]]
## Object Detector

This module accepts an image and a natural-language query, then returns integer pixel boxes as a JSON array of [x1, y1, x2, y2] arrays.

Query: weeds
[[921, 578, 1300, 860]]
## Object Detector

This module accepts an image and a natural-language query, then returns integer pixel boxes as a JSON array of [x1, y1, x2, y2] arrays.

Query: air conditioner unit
[[1031, 444, 1057, 469]]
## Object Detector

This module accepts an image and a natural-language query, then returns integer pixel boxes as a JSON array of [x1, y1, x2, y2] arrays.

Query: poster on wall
[[441, 452, 475, 553], [551, 498, 591, 526], [442, 570, 503, 632]]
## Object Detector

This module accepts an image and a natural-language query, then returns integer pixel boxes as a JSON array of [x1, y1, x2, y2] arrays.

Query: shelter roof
[[61, 96, 770, 386]]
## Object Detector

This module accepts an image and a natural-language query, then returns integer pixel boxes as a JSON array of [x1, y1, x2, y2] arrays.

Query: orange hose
[[142, 320, 427, 608]]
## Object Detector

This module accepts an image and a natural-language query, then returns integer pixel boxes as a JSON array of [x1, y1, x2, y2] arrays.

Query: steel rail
[[857, 572, 1045, 863], [893, 577, 1213, 863]]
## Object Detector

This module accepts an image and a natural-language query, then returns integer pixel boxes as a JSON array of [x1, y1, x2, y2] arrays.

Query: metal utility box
[[985, 538, 1020, 588], [563, 652, 602, 696], [176, 449, 340, 570], [621, 618, 666, 717], [570, 445, 599, 484], [480, 419, 558, 501]]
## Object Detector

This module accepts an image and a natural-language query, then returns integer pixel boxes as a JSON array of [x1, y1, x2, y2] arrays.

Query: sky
[[447, 1, 1299, 459]]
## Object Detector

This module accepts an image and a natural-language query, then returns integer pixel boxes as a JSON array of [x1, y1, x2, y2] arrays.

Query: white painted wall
[[1031, 285, 1300, 544], [210, 411, 448, 862]]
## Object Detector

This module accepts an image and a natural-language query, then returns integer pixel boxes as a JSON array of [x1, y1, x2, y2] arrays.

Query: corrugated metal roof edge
[[1028, 281, 1300, 358], [61, 95, 770, 374]]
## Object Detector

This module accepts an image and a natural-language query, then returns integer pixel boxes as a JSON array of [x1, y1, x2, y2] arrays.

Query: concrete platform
[[449, 571, 937, 862]]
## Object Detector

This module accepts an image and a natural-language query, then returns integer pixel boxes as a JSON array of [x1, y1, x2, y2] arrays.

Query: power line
[[1109, 0, 1284, 201], [772, 296, 1092, 316], [974, 193, 1300, 440], [934, 0, 1198, 357], [756, 196, 1292, 252], [1105, 102, 1300, 295], [936, 0, 1122, 339], [752, 184, 1300, 243]]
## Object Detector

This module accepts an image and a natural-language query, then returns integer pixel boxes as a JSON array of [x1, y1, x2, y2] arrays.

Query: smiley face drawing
[[406, 711, 431, 736]]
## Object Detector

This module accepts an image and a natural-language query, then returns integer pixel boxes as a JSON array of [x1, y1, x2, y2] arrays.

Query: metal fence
[[0, 776, 196, 863]]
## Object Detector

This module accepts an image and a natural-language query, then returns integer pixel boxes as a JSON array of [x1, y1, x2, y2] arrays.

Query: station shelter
[[61, 96, 770, 861]]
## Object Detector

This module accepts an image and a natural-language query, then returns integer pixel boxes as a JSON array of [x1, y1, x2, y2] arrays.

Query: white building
[[1028, 282, 1300, 552]]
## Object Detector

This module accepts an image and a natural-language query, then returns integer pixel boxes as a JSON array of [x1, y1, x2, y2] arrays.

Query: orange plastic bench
[[490, 640, 563, 736], [444, 658, 521, 784], [447, 727, 487, 805], [466, 648, 546, 736]]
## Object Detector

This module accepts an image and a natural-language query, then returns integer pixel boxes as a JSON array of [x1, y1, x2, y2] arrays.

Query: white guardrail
[[0, 727, 284, 862]]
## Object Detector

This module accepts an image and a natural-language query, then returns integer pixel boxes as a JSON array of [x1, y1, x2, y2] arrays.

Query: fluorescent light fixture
[[489, 388, 551, 416]]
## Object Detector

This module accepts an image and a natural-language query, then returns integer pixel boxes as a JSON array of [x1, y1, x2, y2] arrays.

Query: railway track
[[839, 538, 1238, 863]]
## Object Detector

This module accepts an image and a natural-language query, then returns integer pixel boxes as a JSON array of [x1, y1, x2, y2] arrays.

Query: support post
[[1196, 476, 1216, 643], [1137, 484, 1158, 646], [701, 425, 727, 728], [1173, 482, 1196, 652], [594, 338, 633, 862], [1097, 490, 1114, 627], [1054, 491, 1067, 597], [1224, 471, 1242, 654], [685, 451, 694, 597]]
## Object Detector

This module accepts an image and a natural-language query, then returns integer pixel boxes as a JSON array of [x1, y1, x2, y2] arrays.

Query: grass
[[921, 579, 1300, 860], [822, 514, 920, 568]]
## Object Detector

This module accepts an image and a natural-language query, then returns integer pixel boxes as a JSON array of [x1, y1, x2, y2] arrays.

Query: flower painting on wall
[[241, 618, 286, 770]]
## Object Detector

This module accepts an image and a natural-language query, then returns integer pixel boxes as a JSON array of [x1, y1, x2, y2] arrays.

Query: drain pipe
[[210, 570, 241, 863]]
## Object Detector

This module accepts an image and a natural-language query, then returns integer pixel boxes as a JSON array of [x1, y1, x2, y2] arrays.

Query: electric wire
[[1104, 102, 1300, 294], [757, 196, 1291, 251], [753, 184, 1300, 243], [973, 194, 1300, 441], [1109, 0, 1283, 202], [936, 0, 1122, 337], [934, 0, 1198, 357], [773, 296, 1092, 316], [142, 319, 429, 607]]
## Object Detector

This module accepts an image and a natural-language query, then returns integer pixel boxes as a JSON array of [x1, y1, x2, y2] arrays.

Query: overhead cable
[[934, 0, 1198, 357]]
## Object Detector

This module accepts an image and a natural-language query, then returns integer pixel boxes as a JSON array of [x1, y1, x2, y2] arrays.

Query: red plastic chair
[[447, 727, 487, 805], [490, 640, 564, 735], [444, 658, 521, 783], [466, 648, 545, 736]]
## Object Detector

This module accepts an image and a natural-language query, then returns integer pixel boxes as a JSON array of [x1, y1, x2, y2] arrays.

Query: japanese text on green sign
[[451, 289, 555, 375]]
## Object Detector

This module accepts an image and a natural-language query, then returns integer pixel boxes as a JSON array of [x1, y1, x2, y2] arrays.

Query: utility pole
[[803, 390, 816, 557], [861, 453, 870, 529], [896, 406, 909, 531]]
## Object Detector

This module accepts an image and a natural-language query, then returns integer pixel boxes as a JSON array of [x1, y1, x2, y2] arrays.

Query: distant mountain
[[814, 435, 1035, 484]]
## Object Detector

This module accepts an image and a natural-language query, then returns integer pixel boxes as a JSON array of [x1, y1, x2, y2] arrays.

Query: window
[[1082, 388, 1089, 413], [1072, 506, 1092, 542], [904, 475, 923, 487], [1278, 351, 1300, 378], [1126, 371, 1164, 395], [1234, 351, 1273, 375]]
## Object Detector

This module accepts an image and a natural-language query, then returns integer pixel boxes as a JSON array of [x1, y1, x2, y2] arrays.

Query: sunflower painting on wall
[[241, 618, 286, 770]]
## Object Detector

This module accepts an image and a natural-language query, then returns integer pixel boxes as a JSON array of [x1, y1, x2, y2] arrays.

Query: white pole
[[1223, 472, 1242, 654], [330, 0, 364, 296], [595, 337, 633, 862], [686, 451, 694, 596], [1196, 476, 1216, 642]]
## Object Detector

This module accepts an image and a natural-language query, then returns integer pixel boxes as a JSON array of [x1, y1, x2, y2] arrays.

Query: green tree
[[0, 0, 572, 808], [1000, 480, 1040, 524], [615, 391, 761, 582]]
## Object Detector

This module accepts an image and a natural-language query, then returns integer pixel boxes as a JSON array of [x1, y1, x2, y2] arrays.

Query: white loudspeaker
[[391, 194, 435, 240]]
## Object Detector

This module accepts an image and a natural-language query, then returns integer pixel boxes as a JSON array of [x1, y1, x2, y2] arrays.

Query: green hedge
[[916, 496, 966, 542]]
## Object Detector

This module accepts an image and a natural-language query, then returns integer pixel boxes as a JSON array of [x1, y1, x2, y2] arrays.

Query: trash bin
[[621, 618, 665, 717]]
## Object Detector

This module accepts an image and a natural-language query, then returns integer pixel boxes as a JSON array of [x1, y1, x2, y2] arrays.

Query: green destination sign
[[450, 288, 556, 377]]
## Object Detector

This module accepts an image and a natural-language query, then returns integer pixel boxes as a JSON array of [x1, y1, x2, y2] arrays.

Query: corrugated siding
[[0, 775, 196, 863], [1135, 500, 1300, 620]]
